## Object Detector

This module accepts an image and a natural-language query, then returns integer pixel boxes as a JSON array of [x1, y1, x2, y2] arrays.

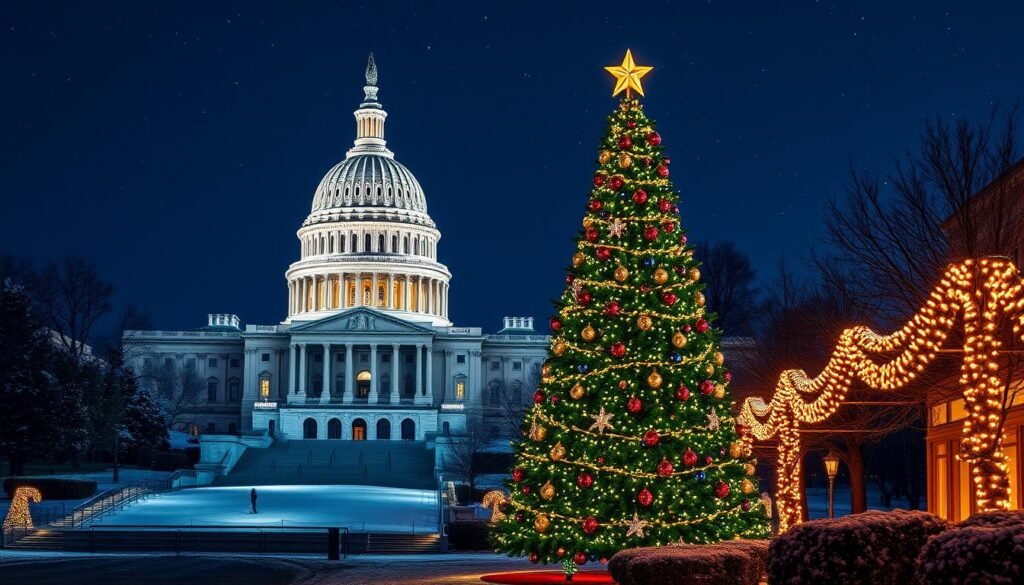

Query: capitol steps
[[215, 439, 436, 490], [3, 528, 64, 551]]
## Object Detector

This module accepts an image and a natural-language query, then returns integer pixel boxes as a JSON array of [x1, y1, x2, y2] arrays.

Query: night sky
[[2, 2, 1022, 335]]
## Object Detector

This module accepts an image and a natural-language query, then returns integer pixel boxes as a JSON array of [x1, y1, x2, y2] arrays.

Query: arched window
[[414, 239, 419, 255], [327, 418, 342, 440], [229, 378, 241, 401], [404, 236, 409, 254], [377, 419, 391, 440], [303, 418, 318, 439], [340, 236, 345, 253], [350, 234, 357, 252], [365, 233, 372, 252], [488, 380, 502, 405], [352, 418, 367, 441], [442, 421, 450, 437], [401, 418, 416, 440], [329, 234, 334, 253], [259, 375, 271, 401], [454, 375, 467, 401], [207, 377, 219, 402], [392, 235, 398, 252], [378, 234, 385, 252], [511, 380, 523, 404]]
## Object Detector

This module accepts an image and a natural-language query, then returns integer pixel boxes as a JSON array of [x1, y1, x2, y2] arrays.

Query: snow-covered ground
[[91, 485, 439, 533]]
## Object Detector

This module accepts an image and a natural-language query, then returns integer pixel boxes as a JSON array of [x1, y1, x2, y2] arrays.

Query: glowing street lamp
[[823, 451, 841, 519]]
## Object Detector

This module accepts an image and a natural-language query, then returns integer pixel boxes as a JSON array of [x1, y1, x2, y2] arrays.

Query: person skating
[[250, 488, 258, 513]]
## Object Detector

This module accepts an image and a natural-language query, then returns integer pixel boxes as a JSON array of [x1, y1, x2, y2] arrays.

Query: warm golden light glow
[[3, 486, 42, 531], [483, 490, 508, 523], [604, 49, 653, 98]]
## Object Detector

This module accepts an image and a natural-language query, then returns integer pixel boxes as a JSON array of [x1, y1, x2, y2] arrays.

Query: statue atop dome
[[363, 53, 379, 103]]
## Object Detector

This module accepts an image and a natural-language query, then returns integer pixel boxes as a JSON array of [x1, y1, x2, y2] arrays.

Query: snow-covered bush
[[608, 539, 770, 585], [915, 510, 1024, 585], [768, 509, 948, 585]]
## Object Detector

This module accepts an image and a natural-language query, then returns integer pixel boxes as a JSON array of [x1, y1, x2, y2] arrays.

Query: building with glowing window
[[124, 56, 548, 454]]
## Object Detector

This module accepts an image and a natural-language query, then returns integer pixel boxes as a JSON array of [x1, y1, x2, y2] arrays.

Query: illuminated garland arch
[[739, 257, 1023, 532]]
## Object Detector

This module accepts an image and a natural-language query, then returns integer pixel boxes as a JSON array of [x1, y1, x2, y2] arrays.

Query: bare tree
[[37, 257, 114, 365], [693, 240, 762, 336], [139, 359, 202, 429], [441, 424, 488, 500]]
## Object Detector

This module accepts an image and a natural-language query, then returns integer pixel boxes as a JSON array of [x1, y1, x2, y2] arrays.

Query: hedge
[[916, 510, 1024, 585], [448, 520, 491, 550], [609, 540, 770, 585], [768, 509, 948, 585], [3, 477, 98, 500]]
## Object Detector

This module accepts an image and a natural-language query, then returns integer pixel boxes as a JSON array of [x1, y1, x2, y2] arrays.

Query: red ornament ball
[[585, 227, 599, 241], [683, 449, 698, 467], [565, 273, 574, 285], [618, 380, 628, 390], [589, 199, 603, 211], [663, 157, 671, 166], [627, 120, 637, 129], [557, 547, 566, 558], [529, 552, 540, 564], [609, 342, 627, 358], [512, 467, 525, 482], [658, 199, 672, 212], [523, 485, 531, 495], [576, 291, 592, 306], [662, 221, 676, 233], [633, 189, 648, 205], [643, 226, 659, 241], [714, 481, 730, 498], [680, 234, 688, 246], [700, 380, 715, 395], [593, 174, 605, 187], [647, 131, 662, 146], [643, 156, 652, 167], [704, 455, 714, 465], [724, 371, 733, 383], [627, 396, 643, 414], [675, 384, 690, 401], [695, 319, 710, 333], [550, 318, 563, 331], [596, 247, 612, 261], [596, 456, 605, 464], [741, 500, 752, 511], [574, 551, 588, 566], [605, 301, 621, 316], [657, 458, 674, 476], [657, 165, 670, 178], [582, 516, 599, 535], [661, 292, 678, 306], [577, 473, 594, 489], [643, 430, 660, 448], [637, 488, 654, 507], [618, 135, 633, 150], [549, 395, 560, 406], [533, 390, 546, 404], [608, 175, 624, 190]]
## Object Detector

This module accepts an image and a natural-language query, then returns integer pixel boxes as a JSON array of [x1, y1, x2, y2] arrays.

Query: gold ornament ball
[[540, 481, 556, 501], [618, 152, 633, 169], [572, 252, 585, 267], [741, 478, 754, 494], [552, 339, 566, 356], [535, 514, 550, 533], [694, 291, 705, 306], [556, 546, 567, 558], [542, 364, 552, 378], [647, 369, 663, 389], [713, 384, 726, 399], [705, 363, 716, 376], [531, 425, 548, 441], [570, 383, 586, 400], [689, 267, 701, 282], [637, 314, 653, 331], [581, 324, 597, 342], [550, 441, 566, 461], [614, 265, 629, 282], [653, 268, 669, 285], [714, 352, 725, 366], [598, 150, 613, 164], [729, 441, 743, 458], [582, 217, 594, 229], [672, 331, 688, 348], [744, 463, 756, 476]]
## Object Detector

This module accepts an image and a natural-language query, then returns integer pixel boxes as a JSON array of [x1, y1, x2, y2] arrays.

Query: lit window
[[260, 378, 270, 400], [456, 379, 466, 400], [950, 399, 968, 422], [930, 403, 948, 426]]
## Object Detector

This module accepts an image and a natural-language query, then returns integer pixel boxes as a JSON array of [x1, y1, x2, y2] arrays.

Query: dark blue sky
[[2, 2, 1021, 334]]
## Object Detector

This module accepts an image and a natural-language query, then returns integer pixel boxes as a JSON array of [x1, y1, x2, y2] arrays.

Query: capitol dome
[[285, 54, 451, 327]]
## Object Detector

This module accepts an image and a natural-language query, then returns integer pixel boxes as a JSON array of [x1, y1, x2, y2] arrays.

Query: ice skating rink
[[91, 485, 439, 533]]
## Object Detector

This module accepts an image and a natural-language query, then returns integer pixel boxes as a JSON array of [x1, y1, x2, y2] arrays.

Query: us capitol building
[[125, 56, 548, 447]]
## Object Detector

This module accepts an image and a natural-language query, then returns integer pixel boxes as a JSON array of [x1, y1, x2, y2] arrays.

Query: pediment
[[289, 308, 436, 335]]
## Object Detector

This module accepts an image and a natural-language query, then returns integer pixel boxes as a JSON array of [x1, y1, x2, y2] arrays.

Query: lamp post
[[823, 451, 840, 519]]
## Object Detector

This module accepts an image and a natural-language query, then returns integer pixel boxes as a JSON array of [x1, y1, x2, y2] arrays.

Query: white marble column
[[371, 272, 379, 308], [387, 274, 394, 309], [391, 343, 400, 403], [320, 343, 331, 404], [344, 343, 354, 404], [425, 344, 434, 403], [299, 278, 306, 313], [415, 343, 424, 401], [368, 344, 379, 403], [288, 343, 297, 396], [297, 343, 307, 400], [339, 272, 346, 309]]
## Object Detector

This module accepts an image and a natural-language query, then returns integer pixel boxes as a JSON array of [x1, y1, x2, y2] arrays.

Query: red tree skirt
[[480, 571, 616, 584]]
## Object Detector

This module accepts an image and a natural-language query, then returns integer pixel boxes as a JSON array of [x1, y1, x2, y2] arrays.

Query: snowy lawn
[[90, 485, 439, 533]]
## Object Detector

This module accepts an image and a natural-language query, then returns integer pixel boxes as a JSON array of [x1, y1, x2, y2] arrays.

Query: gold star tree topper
[[605, 49, 653, 98]]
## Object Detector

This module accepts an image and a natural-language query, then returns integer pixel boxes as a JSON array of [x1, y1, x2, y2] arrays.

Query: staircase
[[3, 528, 64, 551], [365, 533, 442, 554], [215, 440, 436, 490]]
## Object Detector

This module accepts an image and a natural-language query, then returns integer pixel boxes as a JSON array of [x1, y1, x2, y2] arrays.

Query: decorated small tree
[[492, 51, 771, 578]]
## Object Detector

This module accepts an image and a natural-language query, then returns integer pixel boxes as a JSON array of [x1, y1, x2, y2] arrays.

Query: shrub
[[2, 477, 98, 500], [149, 451, 191, 471], [916, 511, 1024, 585], [768, 509, 948, 585], [448, 520, 491, 551], [609, 540, 770, 585]]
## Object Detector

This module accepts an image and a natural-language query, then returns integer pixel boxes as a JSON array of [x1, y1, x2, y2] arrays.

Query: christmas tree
[[492, 51, 771, 577]]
